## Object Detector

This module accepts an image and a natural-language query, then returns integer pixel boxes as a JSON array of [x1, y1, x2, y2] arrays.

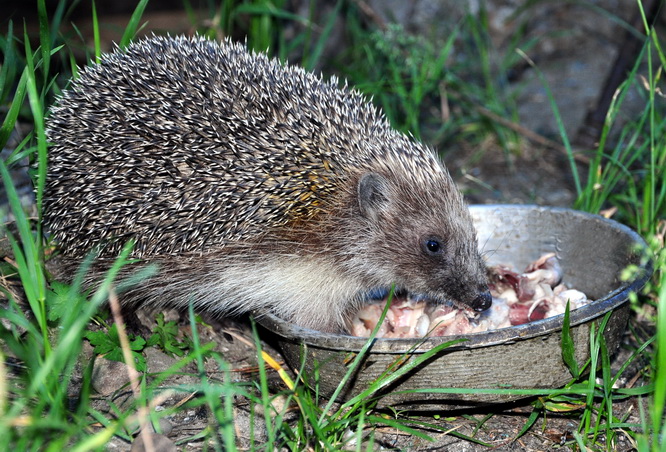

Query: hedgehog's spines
[[44, 35, 489, 332], [45, 36, 446, 259]]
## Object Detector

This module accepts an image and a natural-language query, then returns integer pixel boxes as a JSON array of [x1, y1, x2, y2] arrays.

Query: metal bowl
[[256, 205, 653, 409]]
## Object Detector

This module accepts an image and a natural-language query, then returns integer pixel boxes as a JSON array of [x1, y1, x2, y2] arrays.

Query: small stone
[[91, 357, 132, 396], [145, 347, 178, 374], [130, 433, 177, 452], [155, 418, 173, 437]]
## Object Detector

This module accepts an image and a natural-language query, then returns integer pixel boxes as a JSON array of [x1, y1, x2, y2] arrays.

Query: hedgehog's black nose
[[471, 290, 492, 312]]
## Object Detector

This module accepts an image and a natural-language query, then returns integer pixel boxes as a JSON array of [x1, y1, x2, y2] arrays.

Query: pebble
[[130, 433, 177, 452], [91, 357, 132, 396]]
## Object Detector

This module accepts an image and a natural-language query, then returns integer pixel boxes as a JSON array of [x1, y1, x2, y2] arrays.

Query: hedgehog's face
[[409, 231, 492, 312], [354, 171, 491, 312]]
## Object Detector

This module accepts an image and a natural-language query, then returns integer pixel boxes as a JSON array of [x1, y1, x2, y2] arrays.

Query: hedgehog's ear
[[358, 172, 390, 221]]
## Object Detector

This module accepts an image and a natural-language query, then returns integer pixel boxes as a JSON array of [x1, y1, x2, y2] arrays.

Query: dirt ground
[[2, 1, 661, 450]]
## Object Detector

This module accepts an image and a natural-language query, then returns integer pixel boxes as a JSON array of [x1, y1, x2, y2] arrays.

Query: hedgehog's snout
[[469, 289, 492, 312]]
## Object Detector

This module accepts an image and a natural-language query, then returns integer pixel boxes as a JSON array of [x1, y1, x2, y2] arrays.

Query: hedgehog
[[44, 35, 492, 332]]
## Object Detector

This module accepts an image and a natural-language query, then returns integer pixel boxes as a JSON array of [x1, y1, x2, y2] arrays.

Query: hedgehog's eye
[[421, 237, 444, 256]]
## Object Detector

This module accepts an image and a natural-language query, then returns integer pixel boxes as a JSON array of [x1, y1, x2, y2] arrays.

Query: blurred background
[[2, 0, 663, 209]]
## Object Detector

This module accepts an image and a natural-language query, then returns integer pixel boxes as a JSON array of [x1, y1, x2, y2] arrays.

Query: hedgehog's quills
[[44, 35, 492, 332]]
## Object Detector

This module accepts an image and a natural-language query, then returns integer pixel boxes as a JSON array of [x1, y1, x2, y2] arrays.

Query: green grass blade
[[0, 69, 28, 151], [316, 287, 395, 423], [0, 21, 17, 103], [652, 269, 666, 448], [22, 37, 49, 230], [515, 48, 581, 197], [560, 302, 579, 378], [340, 337, 467, 410], [36, 0, 51, 85], [92, 1, 101, 63], [302, 0, 341, 71], [0, 152, 47, 339], [30, 249, 134, 390], [119, 0, 149, 49]]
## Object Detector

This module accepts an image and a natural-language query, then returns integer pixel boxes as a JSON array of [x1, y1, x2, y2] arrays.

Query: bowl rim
[[255, 205, 653, 353]]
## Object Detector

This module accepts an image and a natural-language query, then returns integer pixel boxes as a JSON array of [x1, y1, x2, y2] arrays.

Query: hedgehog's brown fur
[[44, 35, 491, 332]]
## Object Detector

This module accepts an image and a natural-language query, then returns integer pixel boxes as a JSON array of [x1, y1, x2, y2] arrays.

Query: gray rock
[[91, 356, 132, 396], [130, 433, 177, 452]]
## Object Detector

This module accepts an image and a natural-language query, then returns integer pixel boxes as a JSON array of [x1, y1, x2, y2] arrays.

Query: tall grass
[[537, 2, 665, 448]]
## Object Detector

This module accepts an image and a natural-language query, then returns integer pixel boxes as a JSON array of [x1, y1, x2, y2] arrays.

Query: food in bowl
[[349, 253, 590, 338]]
